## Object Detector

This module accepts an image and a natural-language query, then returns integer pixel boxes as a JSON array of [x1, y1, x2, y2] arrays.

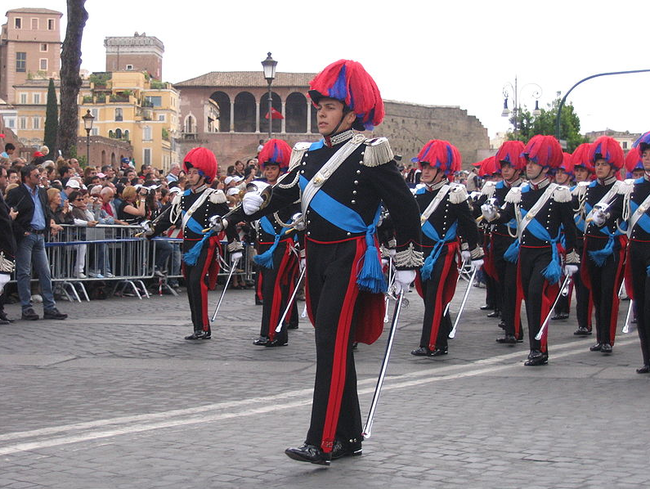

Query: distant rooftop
[[174, 71, 316, 88], [5, 8, 62, 15]]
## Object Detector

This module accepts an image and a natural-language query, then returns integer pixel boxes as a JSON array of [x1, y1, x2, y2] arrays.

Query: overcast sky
[[8, 0, 650, 143]]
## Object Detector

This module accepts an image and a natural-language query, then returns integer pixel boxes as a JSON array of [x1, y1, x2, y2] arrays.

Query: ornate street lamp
[[501, 77, 542, 138], [82, 109, 94, 166], [261, 52, 278, 140]]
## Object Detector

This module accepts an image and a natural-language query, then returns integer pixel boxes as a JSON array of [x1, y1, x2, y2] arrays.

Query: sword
[[362, 289, 405, 440], [623, 299, 634, 334], [448, 265, 478, 339], [442, 263, 466, 317], [210, 256, 240, 322], [535, 274, 572, 341], [274, 267, 306, 333]]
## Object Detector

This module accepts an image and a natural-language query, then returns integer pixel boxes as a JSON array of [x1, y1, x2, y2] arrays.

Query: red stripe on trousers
[[199, 238, 217, 330], [320, 238, 365, 453], [426, 243, 460, 351], [267, 242, 298, 341]]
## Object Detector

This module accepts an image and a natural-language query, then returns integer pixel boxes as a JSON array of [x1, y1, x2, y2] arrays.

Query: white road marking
[[0, 337, 638, 456]]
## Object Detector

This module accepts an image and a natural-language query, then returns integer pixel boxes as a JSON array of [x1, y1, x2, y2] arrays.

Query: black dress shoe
[[479, 305, 494, 311], [410, 346, 432, 356], [331, 439, 362, 460], [497, 320, 506, 330], [574, 326, 592, 336], [285, 444, 331, 466], [524, 350, 548, 366], [21, 308, 39, 321], [487, 310, 501, 318], [255, 298, 264, 306], [551, 312, 569, 320], [0, 311, 13, 324], [589, 343, 602, 352], [496, 334, 517, 344], [185, 330, 211, 340], [600, 343, 612, 354], [253, 336, 270, 346], [265, 339, 288, 347], [43, 308, 67, 320], [429, 346, 448, 357], [636, 364, 650, 374], [288, 323, 299, 330]]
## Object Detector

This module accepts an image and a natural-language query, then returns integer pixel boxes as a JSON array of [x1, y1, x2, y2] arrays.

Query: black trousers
[[418, 244, 458, 350], [519, 246, 559, 354], [493, 233, 522, 338], [584, 243, 625, 345], [629, 240, 650, 365], [183, 239, 218, 333], [259, 240, 299, 343], [303, 237, 365, 453]]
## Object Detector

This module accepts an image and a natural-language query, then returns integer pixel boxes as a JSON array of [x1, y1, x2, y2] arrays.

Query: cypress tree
[[44, 78, 59, 156]]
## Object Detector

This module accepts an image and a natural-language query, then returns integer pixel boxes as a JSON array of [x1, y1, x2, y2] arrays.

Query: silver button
[[347, 232, 351, 236], [353, 190, 357, 195], [307, 231, 311, 236], [356, 170, 361, 175], [354, 180, 359, 185], [351, 200, 356, 204]]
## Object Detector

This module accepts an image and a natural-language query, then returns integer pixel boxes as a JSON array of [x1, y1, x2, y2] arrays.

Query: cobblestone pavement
[[1, 281, 649, 489]]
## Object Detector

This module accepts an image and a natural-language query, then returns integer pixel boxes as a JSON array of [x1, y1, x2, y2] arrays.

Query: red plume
[[570, 143, 594, 173]]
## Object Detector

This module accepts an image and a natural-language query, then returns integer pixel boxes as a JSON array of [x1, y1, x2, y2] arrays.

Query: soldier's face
[[500, 162, 517, 181], [316, 98, 355, 136], [574, 167, 590, 182], [594, 159, 613, 180], [525, 161, 545, 181], [642, 149, 650, 172], [420, 164, 442, 184], [263, 164, 280, 183], [186, 167, 204, 187], [555, 169, 571, 185]]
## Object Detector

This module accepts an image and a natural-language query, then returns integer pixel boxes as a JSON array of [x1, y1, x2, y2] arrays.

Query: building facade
[[0, 8, 62, 105], [174, 71, 489, 169], [104, 34, 164, 81]]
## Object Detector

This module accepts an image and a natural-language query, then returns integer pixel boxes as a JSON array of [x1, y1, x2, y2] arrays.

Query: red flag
[[265, 107, 284, 120]]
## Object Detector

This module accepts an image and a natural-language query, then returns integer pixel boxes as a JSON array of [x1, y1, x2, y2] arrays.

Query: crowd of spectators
[[1, 143, 263, 300]]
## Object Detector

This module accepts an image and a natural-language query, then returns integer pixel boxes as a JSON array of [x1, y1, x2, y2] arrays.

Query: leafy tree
[[58, 0, 88, 158], [507, 98, 589, 152], [43, 78, 58, 156]]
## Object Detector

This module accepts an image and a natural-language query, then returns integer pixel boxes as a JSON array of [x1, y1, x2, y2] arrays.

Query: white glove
[[481, 203, 498, 221], [141, 220, 155, 237], [591, 210, 607, 227], [208, 215, 225, 232], [230, 251, 243, 264], [461, 250, 472, 263], [394, 270, 416, 294], [242, 192, 265, 215], [0, 274, 9, 295], [564, 264, 579, 276], [471, 258, 484, 270]]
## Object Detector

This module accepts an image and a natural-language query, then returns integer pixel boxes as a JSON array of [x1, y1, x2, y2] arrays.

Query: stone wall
[[381, 101, 489, 168]]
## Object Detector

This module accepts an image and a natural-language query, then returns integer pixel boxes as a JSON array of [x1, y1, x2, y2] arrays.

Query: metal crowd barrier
[[38, 224, 256, 302], [4, 224, 257, 303]]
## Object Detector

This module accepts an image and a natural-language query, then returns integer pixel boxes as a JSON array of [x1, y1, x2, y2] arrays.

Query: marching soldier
[[483, 141, 526, 345], [551, 152, 575, 320], [482, 135, 579, 366], [410, 140, 483, 357], [220, 60, 423, 464], [250, 139, 301, 347], [570, 143, 595, 336], [150, 147, 242, 340], [579, 137, 629, 354], [625, 132, 650, 373]]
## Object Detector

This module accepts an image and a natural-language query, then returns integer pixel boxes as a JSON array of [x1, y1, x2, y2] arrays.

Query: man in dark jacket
[[5, 164, 67, 320]]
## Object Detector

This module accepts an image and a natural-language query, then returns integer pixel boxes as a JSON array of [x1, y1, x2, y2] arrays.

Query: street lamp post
[[261, 52, 278, 140], [82, 109, 94, 166], [501, 76, 542, 138]]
